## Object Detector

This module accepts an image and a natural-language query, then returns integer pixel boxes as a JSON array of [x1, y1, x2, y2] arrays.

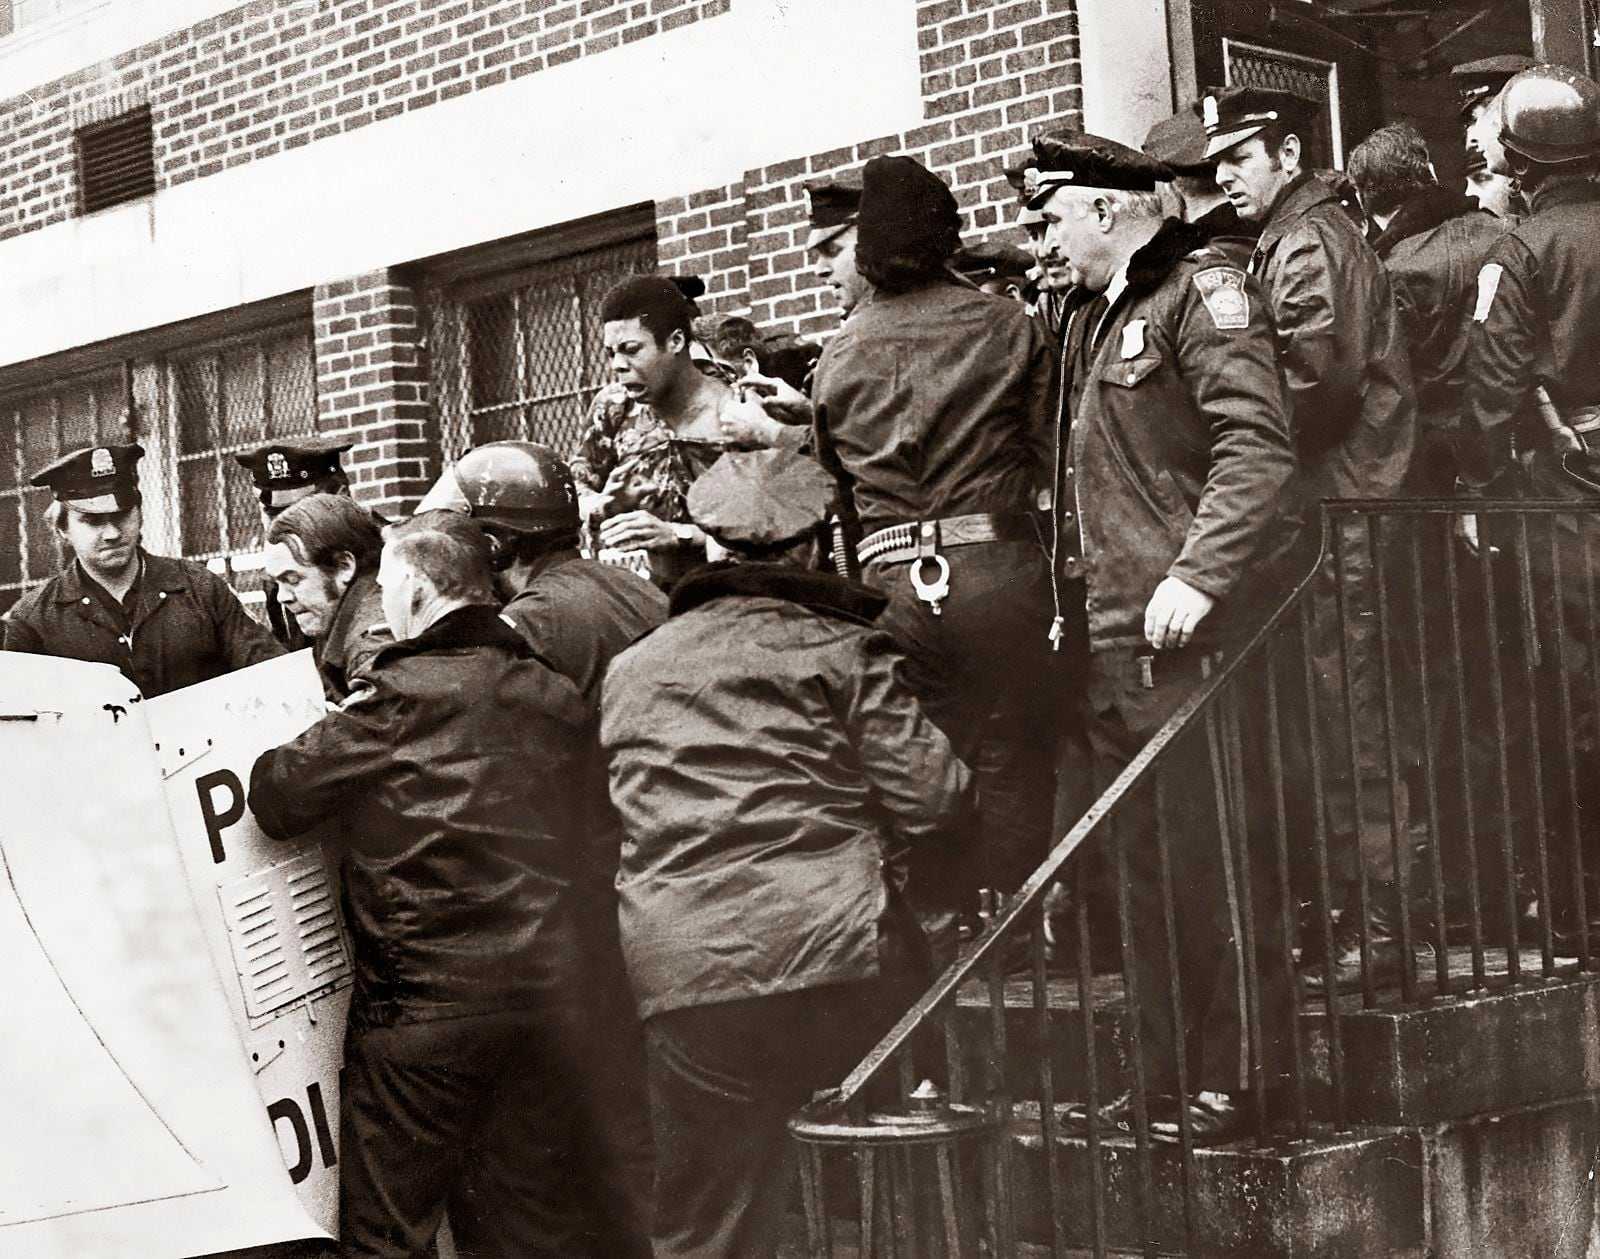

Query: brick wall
[[654, 0, 1081, 337], [0, 0, 731, 241], [313, 268, 432, 518]]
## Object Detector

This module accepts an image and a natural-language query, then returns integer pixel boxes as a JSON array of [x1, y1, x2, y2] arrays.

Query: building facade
[[0, 0, 1591, 615]]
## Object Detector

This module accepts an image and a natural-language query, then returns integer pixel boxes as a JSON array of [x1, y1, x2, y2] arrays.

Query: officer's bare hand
[[738, 371, 814, 427], [599, 510, 677, 552], [1455, 512, 1480, 556], [1144, 576, 1215, 651], [719, 394, 787, 448]]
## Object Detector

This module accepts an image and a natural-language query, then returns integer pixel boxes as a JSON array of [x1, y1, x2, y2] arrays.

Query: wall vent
[[76, 106, 156, 215]]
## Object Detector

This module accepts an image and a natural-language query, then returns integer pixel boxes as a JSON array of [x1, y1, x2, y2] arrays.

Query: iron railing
[[791, 499, 1600, 1257]]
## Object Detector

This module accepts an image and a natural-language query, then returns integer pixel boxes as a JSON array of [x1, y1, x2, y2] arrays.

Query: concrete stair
[[943, 948, 1600, 1257]]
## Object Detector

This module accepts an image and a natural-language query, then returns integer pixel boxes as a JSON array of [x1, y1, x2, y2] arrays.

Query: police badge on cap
[[235, 438, 354, 510], [29, 444, 144, 514]]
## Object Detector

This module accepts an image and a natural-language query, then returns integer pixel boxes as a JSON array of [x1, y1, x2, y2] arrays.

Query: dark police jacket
[[249, 605, 590, 1028], [1371, 185, 1503, 439], [1063, 219, 1296, 653], [600, 563, 972, 1020], [812, 279, 1056, 529], [314, 569, 390, 703], [1462, 179, 1600, 487], [3, 550, 283, 698], [500, 547, 667, 708], [1250, 174, 1416, 501]]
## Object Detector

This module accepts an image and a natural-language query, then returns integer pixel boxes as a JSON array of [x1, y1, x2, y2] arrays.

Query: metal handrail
[[823, 497, 1586, 1111]]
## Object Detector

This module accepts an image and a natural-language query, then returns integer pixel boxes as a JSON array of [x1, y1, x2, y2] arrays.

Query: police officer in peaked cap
[[1455, 54, 1538, 190], [1030, 131, 1296, 1143], [236, 436, 366, 650], [3, 443, 283, 696]]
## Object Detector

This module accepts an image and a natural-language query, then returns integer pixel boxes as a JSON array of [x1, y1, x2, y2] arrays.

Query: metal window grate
[[76, 106, 156, 215], [427, 235, 658, 462], [163, 324, 319, 614], [0, 369, 129, 616], [1223, 38, 1344, 167]]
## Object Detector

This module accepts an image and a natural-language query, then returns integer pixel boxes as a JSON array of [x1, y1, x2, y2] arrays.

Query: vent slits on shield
[[220, 853, 351, 1021]]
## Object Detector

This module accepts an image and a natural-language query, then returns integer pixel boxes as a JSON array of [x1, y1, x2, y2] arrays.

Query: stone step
[[1302, 969, 1600, 1125], [1005, 1107, 1425, 1258], [784, 1091, 1600, 1257], [955, 949, 1598, 1127]]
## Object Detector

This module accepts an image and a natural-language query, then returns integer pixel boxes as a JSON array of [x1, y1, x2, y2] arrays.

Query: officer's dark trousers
[[1083, 645, 1294, 1097], [643, 981, 896, 1259], [339, 1007, 593, 1259], [867, 539, 1058, 903]]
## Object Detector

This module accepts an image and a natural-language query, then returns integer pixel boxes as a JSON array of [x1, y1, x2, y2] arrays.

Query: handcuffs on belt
[[909, 521, 951, 616]]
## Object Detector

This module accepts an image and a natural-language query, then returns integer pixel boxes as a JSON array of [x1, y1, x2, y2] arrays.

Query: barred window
[[428, 234, 657, 462], [162, 324, 319, 610], [0, 369, 128, 616]]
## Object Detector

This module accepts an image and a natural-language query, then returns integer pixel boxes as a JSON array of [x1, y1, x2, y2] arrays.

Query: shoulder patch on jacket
[[1191, 267, 1250, 330], [1473, 262, 1503, 323]]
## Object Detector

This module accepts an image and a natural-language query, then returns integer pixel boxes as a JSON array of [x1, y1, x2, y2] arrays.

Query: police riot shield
[[0, 653, 331, 1256], [145, 649, 352, 1237]]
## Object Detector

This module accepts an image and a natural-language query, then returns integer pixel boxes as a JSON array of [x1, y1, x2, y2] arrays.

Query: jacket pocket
[[1100, 354, 1163, 389]]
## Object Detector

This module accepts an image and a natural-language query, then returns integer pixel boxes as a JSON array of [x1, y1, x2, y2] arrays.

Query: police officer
[[810, 153, 1058, 917], [600, 448, 971, 1259], [1032, 132, 1297, 1142], [261, 492, 391, 702], [416, 442, 661, 1255], [950, 239, 1037, 302], [1141, 105, 1258, 257], [1454, 55, 1537, 174], [1202, 85, 1420, 992], [804, 173, 864, 323], [249, 513, 600, 1259], [236, 437, 361, 650], [3, 444, 282, 696], [417, 441, 666, 704], [1459, 65, 1600, 939]]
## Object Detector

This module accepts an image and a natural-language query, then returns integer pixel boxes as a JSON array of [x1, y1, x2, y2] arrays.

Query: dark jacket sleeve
[[1167, 267, 1297, 602], [1019, 311, 1060, 497], [247, 683, 398, 840], [1461, 237, 1540, 488], [1, 611, 42, 653], [198, 568, 286, 671], [839, 631, 973, 849], [1268, 221, 1364, 460]]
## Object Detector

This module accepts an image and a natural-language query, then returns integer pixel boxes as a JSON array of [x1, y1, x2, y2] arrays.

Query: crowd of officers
[[3, 49, 1600, 1259]]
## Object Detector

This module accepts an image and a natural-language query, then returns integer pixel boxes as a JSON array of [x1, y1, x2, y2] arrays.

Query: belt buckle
[[909, 521, 949, 615]]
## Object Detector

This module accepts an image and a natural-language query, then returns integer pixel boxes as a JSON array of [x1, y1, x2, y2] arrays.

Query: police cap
[[804, 174, 863, 250], [235, 437, 353, 510], [1451, 54, 1538, 119], [688, 449, 835, 553], [1144, 106, 1213, 175], [950, 240, 1036, 285], [1196, 85, 1313, 160], [30, 443, 144, 514], [1026, 130, 1171, 208], [1003, 160, 1047, 226]]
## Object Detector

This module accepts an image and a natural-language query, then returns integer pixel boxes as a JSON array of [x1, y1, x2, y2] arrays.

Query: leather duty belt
[[857, 511, 1038, 566]]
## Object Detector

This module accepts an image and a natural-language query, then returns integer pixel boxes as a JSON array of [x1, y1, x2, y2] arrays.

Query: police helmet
[[417, 441, 579, 535], [1497, 65, 1600, 166]]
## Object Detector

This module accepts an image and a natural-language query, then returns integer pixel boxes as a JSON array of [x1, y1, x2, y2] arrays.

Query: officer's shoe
[[1060, 1090, 1144, 1136], [1149, 1091, 1248, 1146]]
